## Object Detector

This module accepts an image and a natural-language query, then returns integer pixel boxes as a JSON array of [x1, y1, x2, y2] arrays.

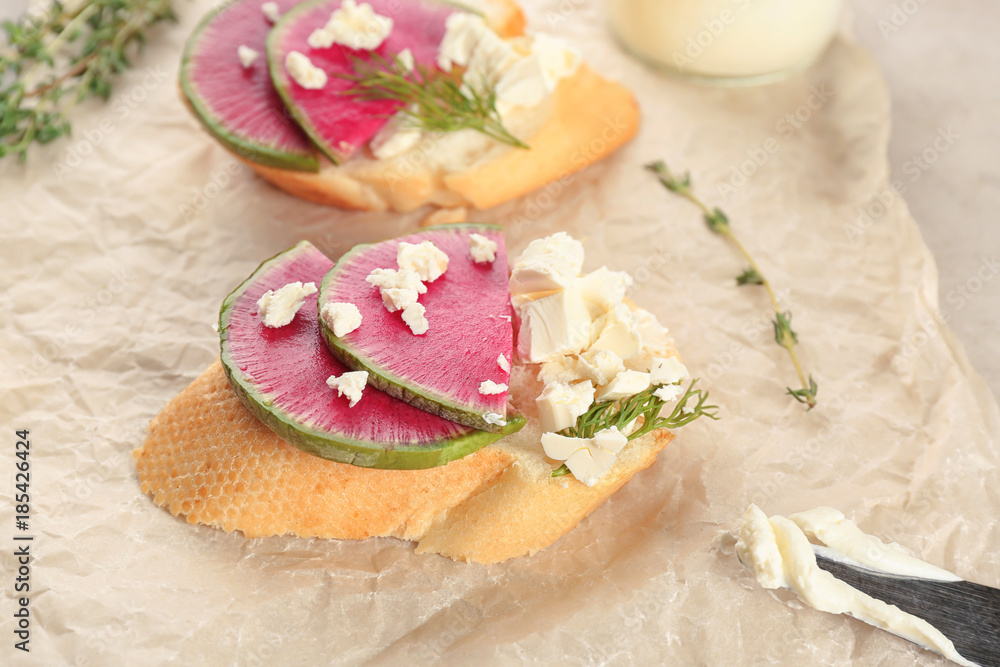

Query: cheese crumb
[[261, 2, 280, 23], [541, 426, 627, 486], [238, 45, 259, 69], [397, 241, 448, 282], [577, 348, 625, 386], [326, 370, 369, 408], [401, 302, 429, 335], [497, 353, 510, 373], [653, 384, 684, 403], [256, 282, 317, 328], [517, 287, 593, 363], [366, 268, 426, 313], [589, 303, 642, 361], [307, 0, 393, 51], [483, 412, 507, 427], [469, 233, 498, 263], [370, 114, 422, 160], [509, 232, 585, 295], [649, 356, 689, 386], [285, 51, 327, 90], [536, 380, 594, 433], [478, 380, 508, 395], [320, 302, 362, 337], [536, 355, 581, 385], [397, 48, 415, 73], [595, 369, 651, 402]]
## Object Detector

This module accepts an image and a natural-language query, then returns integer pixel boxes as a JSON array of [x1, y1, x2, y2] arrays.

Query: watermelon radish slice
[[319, 224, 514, 431], [220, 240, 524, 469], [181, 0, 319, 171], [267, 0, 456, 163]]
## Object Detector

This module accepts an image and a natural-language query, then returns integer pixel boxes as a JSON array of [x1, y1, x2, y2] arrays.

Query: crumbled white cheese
[[541, 426, 627, 486], [497, 353, 510, 373], [626, 308, 676, 371], [285, 51, 327, 90], [369, 114, 422, 160], [326, 370, 369, 408], [238, 45, 259, 69], [653, 384, 684, 403], [256, 281, 317, 328], [589, 303, 642, 361], [530, 32, 583, 92], [397, 48, 415, 73], [401, 302, 429, 335], [536, 380, 594, 433], [366, 268, 426, 313], [577, 348, 625, 386], [509, 232, 585, 295], [595, 369, 651, 402], [517, 286, 593, 362], [483, 411, 507, 427], [649, 356, 689, 386], [536, 354, 581, 385], [469, 233, 498, 264], [735, 505, 974, 667], [576, 266, 633, 316], [320, 302, 362, 337], [307, 0, 393, 51], [478, 379, 507, 395], [397, 241, 449, 283], [261, 1, 280, 23]]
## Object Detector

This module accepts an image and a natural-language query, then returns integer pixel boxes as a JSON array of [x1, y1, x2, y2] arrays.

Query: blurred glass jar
[[607, 0, 843, 85]]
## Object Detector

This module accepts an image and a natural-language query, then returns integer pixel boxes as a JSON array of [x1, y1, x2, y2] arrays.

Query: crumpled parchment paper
[[1, 0, 998, 664]]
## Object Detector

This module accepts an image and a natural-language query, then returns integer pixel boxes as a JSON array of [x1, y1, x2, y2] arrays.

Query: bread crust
[[246, 64, 640, 212], [134, 359, 673, 563]]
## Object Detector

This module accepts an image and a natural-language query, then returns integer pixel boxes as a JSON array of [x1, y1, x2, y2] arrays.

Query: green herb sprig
[[645, 160, 818, 410], [551, 379, 719, 478], [336, 53, 528, 149], [1, 0, 177, 161]]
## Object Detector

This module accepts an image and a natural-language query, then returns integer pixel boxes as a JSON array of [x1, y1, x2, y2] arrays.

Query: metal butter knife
[[814, 547, 1000, 667]]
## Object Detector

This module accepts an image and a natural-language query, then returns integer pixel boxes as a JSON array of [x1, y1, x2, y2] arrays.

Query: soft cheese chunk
[[577, 348, 625, 386], [536, 380, 594, 433], [589, 303, 642, 361], [366, 268, 426, 313], [397, 241, 448, 283], [256, 282, 317, 328], [320, 302, 363, 337], [401, 302, 429, 335], [307, 0, 393, 51], [261, 2, 280, 23], [437, 12, 486, 71], [541, 426, 626, 487], [653, 384, 684, 403], [497, 354, 510, 373], [469, 233, 498, 264], [575, 266, 633, 316], [370, 114, 422, 160], [238, 45, 259, 69], [509, 232, 585, 295], [517, 287, 593, 363], [285, 51, 327, 89], [595, 369, 651, 402], [326, 370, 369, 408], [478, 380, 507, 395], [482, 412, 507, 427], [396, 48, 415, 73], [649, 356, 689, 386], [536, 354, 581, 385]]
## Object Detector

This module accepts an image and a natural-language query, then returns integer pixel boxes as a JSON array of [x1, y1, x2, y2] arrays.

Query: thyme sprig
[[551, 379, 719, 478], [336, 53, 528, 149], [646, 161, 818, 409], [1, 0, 178, 161]]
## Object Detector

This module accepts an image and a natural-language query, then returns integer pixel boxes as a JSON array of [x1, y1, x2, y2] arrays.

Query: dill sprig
[[551, 379, 719, 478], [1, 0, 177, 161], [336, 53, 528, 149], [645, 160, 818, 410]]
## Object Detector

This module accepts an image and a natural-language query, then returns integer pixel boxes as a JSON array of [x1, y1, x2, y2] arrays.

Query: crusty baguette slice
[[246, 64, 640, 212], [134, 359, 672, 564]]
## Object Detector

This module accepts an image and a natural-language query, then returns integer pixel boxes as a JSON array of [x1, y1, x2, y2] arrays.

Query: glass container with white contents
[[606, 0, 844, 85]]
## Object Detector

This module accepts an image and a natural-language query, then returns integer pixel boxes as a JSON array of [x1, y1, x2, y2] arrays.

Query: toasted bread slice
[[134, 359, 672, 564]]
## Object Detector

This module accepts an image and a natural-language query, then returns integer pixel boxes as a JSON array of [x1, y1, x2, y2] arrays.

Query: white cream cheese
[[365, 268, 426, 313], [478, 379, 507, 395], [482, 411, 506, 427], [369, 115, 422, 160], [595, 369, 651, 402], [327, 370, 369, 408], [401, 302, 428, 335], [536, 354, 582, 386], [320, 302, 362, 337], [256, 281, 317, 328], [652, 383, 684, 403], [238, 45, 259, 69], [649, 356, 689, 386], [590, 303, 642, 361], [307, 0, 393, 51], [285, 51, 327, 90], [577, 348, 625, 387], [397, 241, 448, 283], [396, 47, 415, 73], [536, 380, 594, 433], [575, 266, 633, 316], [261, 1, 280, 23], [469, 233, 498, 264], [517, 287, 593, 362], [541, 426, 628, 486], [509, 232, 585, 295], [735, 505, 974, 667], [497, 353, 510, 373]]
